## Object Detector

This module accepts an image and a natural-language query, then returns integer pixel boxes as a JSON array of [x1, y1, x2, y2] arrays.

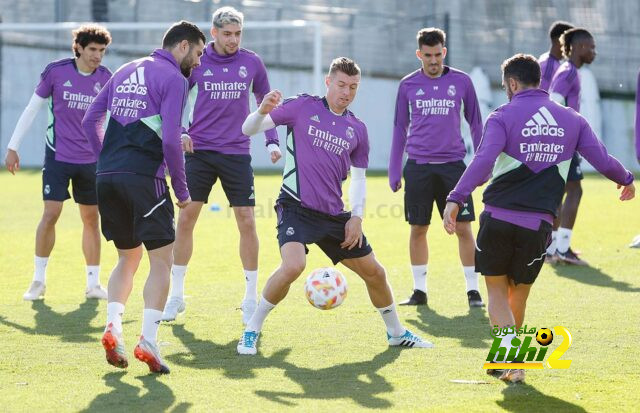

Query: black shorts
[[567, 153, 583, 182], [96, 174, 175, 250], [185, 150, 255, 206], [275, 201, 373, 265], [42, 157, 97, 205], [475, 211, 552, 285], [403, 159, 475, 225]]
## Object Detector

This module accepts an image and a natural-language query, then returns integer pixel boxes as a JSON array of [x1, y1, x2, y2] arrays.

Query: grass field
[[0, 170, 639, 412]]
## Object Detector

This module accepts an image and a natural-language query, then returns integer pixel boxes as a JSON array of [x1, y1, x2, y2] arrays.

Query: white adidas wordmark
[[521, 106, 564, 137], [116, 66, 147, 95], [203, 69, 213, 77], [310, 114, 320, 122]]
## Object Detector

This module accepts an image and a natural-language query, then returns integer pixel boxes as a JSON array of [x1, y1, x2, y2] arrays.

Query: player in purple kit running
[[82, 21, 205, 374], [162, 7, 280, 323], [443, 54, 634, 383], [4, 25, 112, 301], [389, 28, 485, 307], [538, 21, 573, 92], [547, 28, 597, 265], [237, 57, 433, 355]]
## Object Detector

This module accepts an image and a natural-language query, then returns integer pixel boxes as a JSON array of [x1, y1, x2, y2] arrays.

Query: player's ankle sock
[[106, 302, 125, 334], [546, 231, 557, 255], [243, 269, 258, 301], [411, 264, 427, 293], [33, 256, 48, 284], [556, 228, 572, 254], [246, 296, 275, 332], [463, 266, 479, 292], [141, 309, 163, 346], [86, 265, 100, 288], [169, 265, 187, 299], [377, 303, 405, 337]]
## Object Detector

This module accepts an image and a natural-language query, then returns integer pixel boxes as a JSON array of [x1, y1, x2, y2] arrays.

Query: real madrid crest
[[346, 126, 355, 139], [238, 65, 248, 78], [93, 82, 102, 94], [447, 85, 456, 97]]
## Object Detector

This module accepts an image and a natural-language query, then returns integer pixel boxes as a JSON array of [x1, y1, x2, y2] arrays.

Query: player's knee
[[235, 213, 256, 234], [410, 225, 428, 238], [566, 182, 583, 199], [41, 209, 61, 226], [280, 260, 306, 281], [454, 223, 473, 238], [361, 263, 387, 285], [80, 210, 99, 228]]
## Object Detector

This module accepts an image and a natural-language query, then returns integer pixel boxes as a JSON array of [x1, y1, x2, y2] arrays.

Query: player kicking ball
[[443, 54, 634, 383], [237, 57, 433, 355]]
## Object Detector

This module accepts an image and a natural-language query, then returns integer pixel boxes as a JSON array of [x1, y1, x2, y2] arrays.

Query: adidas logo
[[416, 88, 425, 96], [310, 114, 320, 122], [115, 67, 147, 95], [63, 80, 72, 87], [248, 192, 255, 200], [461, 209, 470, 216], [203, 69, 213, 77], [521, 106, 564, 138]]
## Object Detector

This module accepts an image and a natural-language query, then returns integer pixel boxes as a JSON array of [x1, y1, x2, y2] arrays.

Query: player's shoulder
[[538, 52, 549, 63], [446, 66, 473, 83], [41, 58, 74, 77], [344, 109, 367, 132], [97, 65, 112, 77], [283, 93, 319, 105], [238, 47, 260, 59], [399, 69, 422, 84]]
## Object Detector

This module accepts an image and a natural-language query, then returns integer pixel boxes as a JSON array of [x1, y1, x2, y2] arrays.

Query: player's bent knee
[[280, 260, 306, 281]]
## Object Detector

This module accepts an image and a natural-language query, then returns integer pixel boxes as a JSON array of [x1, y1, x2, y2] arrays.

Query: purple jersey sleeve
[[350, 124, 370, 169], [34, 66, 54, 98], [576, 116, 634, 185], [270, 95, 304, 126], [161, 74, 190, 202], [389, 82, 409, 190], [550, 69, 579, 111], [636, 70, 640, 163], [82, 77, 112, 157], [447, 112, 507, 205], [463, 76, 483, 151], [252, 57, 279, 146]]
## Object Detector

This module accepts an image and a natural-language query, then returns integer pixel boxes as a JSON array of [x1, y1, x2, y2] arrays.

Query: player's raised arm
[[242, 89, 281, 136], [388, 83, 410, 192], [5, 93, 47, 174]]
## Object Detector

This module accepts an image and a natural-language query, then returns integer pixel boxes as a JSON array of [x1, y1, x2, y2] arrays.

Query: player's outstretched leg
[[136, 243, 173, 374], [238, 242, 306, 355], [102, 245, 143, 369], [163, 202, 204, 321], [233, 206, 260, 325], [342, 253, 433, 348], [455, 222, 484, 307], [24, 201, 63, 301]]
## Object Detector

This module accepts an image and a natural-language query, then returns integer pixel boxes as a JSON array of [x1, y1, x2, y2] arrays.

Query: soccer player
[[442, 54, 634, 383], [547, 28, 597, 265], [82, 21, 205, 374], [388, 28, 484, 307], [162, 7, 280, 323], [4, 25, 112, 301], [237, 57, 433, 355], [538, 21, 573, 92]]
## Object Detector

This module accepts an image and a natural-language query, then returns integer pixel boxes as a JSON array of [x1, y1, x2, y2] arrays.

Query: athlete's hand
[[443, 202, 459, 235], [5, 149, 20, 175], [181, 134, 194, 153], [176, 196, 191, 209], [618, 182, 635, 201], [341, 216, 363, 250], [390, 179, 402, 192], [270, 149, 282, 163], [259, 90, 282, 115]]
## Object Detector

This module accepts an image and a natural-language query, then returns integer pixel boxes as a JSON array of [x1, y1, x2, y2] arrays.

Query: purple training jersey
[[185, 43, 278, 154], [82, 49, 189, 201], [389, 66, 483, 187], [35, 58, 112, 163], [538, 52, 561, 92], [447, 89, 633, 230], [549, 61, 580, 112], [270, 94, 369, 216]]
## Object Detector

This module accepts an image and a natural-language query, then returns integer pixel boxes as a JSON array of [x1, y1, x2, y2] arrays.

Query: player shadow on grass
[[254, 346, 401, 409], [496, 382, 586, 412], [81, 371, 191, 412], [405, 306, 491, 349], [552, 264, 640, 293], [0, 299, 111, 343]]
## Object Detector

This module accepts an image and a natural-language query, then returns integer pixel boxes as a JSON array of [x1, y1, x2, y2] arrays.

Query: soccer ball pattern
[[304, 268, 348, 310], [536, 328, 554, 346]]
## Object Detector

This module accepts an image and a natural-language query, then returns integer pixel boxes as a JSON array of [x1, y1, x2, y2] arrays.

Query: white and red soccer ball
[[304, 268, 348, 310]]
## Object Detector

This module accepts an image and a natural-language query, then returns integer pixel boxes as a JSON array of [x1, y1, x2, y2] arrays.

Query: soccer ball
[[304, 267, 348, 310], [536, 328, 554, 346]]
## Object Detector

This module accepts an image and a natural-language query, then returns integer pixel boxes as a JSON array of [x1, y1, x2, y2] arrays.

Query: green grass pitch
[[0, 171, 638, 412]]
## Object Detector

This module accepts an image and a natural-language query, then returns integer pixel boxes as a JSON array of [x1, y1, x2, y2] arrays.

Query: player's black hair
[[417, 27, 446, 48], [560, 28, 593, 59], [549, 21, 573, 41], [501, 53, 541, 87], [162, 21, 206, 49], [72, 24, 111, 57], [328, 57, 361, 77]]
